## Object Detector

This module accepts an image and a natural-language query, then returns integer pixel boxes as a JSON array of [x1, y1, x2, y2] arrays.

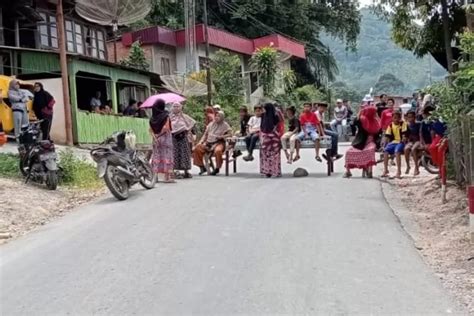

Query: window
[[65, 20, 85, 54], [38, 13, 58, 48], [86, 28, 106, 60], [161, 57, 171, 75]]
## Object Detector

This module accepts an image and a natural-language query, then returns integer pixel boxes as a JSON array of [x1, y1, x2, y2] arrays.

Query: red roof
[[122, 25, 305, 59]]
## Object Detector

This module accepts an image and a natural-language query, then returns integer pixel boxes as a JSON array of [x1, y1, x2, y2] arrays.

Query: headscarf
[[9, 79, 19, 91], [260, 103, 280, 133], [170, 102, 196, 134], [359, 106, 381, 135], [204, 106, 215, 126], [206, 111, 231, 143], [149, 99, 169, 134], [33, 82, 54, 118]]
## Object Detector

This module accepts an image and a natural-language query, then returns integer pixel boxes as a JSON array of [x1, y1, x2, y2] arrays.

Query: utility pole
[[203, 0, 212, 106], [56, 0, 74, 145]]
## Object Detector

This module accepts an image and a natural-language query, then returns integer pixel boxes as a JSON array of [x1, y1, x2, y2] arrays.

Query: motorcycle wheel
[[104, 165, 130, 200], [138, 160, 156, 190], [421, 154, 439, 174], [46, 170, 58, 190]]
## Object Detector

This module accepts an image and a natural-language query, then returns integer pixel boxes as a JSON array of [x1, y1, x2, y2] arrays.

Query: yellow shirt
[[385, 122, 407, 144]]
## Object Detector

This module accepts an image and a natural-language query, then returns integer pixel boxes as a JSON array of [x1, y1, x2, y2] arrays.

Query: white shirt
[[90, 97, 101, 108], [315, 110, 324, 122], [247, 116, 261, 134], [399, 103, 412, 114]]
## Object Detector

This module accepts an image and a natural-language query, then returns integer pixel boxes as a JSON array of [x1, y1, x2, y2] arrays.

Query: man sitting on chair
[[193, 111, 232, 176]]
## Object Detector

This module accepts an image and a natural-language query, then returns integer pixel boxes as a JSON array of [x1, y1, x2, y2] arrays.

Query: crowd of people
[[89, 91, 146, 118], [6, 79, 55, 141], [147, 91, 445, 181]]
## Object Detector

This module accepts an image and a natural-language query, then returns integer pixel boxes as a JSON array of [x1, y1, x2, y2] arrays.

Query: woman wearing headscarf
[[193, 110, 232, 176], [170, 102, 196, 178], [149, 99, 175, 183], [344, 106, 381, 178], [260, 102, 282, 177], [8, 79, 29, 141], [33, 82, 55, 140]]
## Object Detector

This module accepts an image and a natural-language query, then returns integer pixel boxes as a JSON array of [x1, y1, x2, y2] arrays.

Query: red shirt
[[299, 112, 320, 128], [380, 108, 393, 131]]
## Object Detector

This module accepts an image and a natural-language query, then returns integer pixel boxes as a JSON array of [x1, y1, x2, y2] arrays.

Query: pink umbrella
[[140, 93, 186, 108]]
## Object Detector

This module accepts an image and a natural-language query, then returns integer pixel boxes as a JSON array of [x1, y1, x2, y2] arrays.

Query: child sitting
[[281, 106, 301, 164], [243, 105, 263, 161], [382, 111, 408, 179], [404, 111, 422, 176], [298, 102, 324, 162]]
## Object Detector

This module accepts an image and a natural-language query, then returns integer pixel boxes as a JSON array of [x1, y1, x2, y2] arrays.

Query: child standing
[[281, 106, 301, 164], [382, 111, 408, 179], [404, 111, 421, 175], [298, 102, 324, 162]]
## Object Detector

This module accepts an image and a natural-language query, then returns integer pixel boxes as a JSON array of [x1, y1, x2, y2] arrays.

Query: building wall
[[106, 41, 153, 70], [41, 78, 67, 144], [151, 44, 177, 75]]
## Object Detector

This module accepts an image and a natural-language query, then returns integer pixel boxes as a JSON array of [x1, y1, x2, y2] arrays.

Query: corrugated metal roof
[[122, 24, 305, 59]]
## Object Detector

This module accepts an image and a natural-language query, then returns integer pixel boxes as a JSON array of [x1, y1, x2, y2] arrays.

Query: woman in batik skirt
[[259, 102, 282, 178]]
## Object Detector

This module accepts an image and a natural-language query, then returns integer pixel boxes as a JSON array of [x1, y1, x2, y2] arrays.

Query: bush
[[0, 153, 20, 178], [58, 149, 102, 189]]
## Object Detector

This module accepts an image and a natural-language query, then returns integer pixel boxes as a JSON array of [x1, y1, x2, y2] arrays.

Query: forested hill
[[321, 8, 446, 95]]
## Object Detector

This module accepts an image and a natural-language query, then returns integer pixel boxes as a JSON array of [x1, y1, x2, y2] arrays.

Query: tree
[[374, 73, 406, 95], [373, 0, 467, 73], [330, 81, 364, 104], [211, 50, 244, 110], [120, 41, 150, 71], [251, 46, 278, 98]]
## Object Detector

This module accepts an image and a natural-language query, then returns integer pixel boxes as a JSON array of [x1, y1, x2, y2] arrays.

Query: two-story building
[[0, 0, 160, 144], [109, 24, 306, 102]]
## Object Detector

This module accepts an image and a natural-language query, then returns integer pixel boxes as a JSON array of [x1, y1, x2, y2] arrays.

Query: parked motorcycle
[[90, 131, 156, 200], [18, 120, 59, 190], [421, 150, 439, 174]]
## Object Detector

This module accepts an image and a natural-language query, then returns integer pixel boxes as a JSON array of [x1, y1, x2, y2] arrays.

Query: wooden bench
[[213, 135, 335, 176]]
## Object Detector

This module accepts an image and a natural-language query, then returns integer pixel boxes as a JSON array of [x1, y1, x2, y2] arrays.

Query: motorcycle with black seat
[[90, 131, 156, 200], [18, 120, 59, 190]]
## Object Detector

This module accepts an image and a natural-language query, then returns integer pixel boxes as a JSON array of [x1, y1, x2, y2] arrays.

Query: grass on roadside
[[58, 149, 103, 189], [0, 153, 20, 178]]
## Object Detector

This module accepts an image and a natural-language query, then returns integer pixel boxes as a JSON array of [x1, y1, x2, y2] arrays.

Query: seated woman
[[344, 106, 381, 178], [193, 111, 232, 176]]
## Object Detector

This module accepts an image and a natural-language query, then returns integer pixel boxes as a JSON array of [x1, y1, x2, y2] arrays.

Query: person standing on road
[[170, 102, 196, 179], [344, 106, 381, 178], [260, 103, 282, 178], [33, 82, 55, 140], [8, 80, 29, 141], [150, 99, 175, 183]]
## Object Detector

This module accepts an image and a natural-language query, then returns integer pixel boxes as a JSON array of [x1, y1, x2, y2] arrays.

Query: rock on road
[[0, 149, 463, 315]]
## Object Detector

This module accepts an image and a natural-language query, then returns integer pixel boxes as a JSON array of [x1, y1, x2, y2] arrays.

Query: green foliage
[[374, 73, 406, 95], [275, 85, 327, 110], [330, 81, 364, 104], [211, 50, 244, 110], [120, 41, 150, 71], [321, 9, 446, 93], [453, 31, 474, 96], [0, 153, 20, 178], [58, 150, 102, 189], [373, 0, 466, 70], [183, 96, 206, 135], [282, 69, 297, 94], [251, 46, 278, 97]]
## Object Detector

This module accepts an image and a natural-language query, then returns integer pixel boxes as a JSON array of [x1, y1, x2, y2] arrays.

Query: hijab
[[149, 99, 169, 134], [9, 79, 19, 91], [206, 111, 231, 143], [33, 82, 53, 118], [170, 103, 196, 134], [359, 106, 381, 135], [260, 103, 280, 133]]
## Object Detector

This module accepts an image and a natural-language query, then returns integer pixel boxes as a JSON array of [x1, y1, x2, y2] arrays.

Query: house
[[0, 0, 160, 145], [108, 24, 306, 101]]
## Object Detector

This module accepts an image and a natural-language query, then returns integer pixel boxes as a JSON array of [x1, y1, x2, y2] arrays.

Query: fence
[[449, 111, 474, 186]]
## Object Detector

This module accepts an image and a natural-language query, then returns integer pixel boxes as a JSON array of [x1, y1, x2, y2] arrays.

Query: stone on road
[[0, 149, 461, 315]]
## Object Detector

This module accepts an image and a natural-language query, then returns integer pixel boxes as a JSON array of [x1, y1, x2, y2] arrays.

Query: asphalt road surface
[[0, 148, 462, 315]]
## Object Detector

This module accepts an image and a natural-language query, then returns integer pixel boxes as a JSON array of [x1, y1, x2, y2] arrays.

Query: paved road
[[0, 148, 461, 315]]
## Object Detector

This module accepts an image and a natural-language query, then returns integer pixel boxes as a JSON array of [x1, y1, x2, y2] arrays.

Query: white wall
[[40, 78, 66, 144]]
